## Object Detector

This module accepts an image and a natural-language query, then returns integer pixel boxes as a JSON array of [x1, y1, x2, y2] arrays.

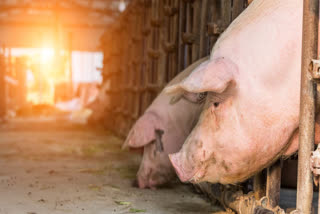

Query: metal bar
[[317, 2, 320, 214], [254, 171, 266, 200], [247, 0, 254, 6], [296, 0, 319, 213], [199, 0, 208, 58], [178, 0, 186, 71], [207, 1, 222, 50], [232, 0, 245, 20], [318, 183, 320, 214], [0, 55, 6, 119], [191, 0, 200, 63], [221, 0, 232, 33], [156, 0, 166, 87], [266, 160, 282, 208]]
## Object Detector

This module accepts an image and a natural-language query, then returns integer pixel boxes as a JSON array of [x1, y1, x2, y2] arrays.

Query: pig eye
[[213, 102, 220, 108]]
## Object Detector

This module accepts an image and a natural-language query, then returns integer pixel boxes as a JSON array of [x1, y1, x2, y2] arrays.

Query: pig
[[122, 57, 208, 189], [165, 0, 307, 184]]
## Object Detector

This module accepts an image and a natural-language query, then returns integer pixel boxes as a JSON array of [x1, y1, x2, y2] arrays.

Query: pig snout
[[168, 128, 208, 183], [136, 143, 176, 189], [137, 172, 166, 189], [136, 164, 174, 189], [169, 152, 198, 182], [136, 171, 150, 189]]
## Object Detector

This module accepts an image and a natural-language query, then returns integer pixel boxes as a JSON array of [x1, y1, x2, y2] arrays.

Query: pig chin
[[137, 171, 172, 189]]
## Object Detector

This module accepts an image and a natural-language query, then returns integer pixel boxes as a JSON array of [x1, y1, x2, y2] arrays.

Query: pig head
[[165, 0, 304, 184], [122, 57, 208, 188]]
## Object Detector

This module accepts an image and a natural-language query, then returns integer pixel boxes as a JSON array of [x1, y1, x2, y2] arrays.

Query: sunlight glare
[[41, 48, 54, 64]]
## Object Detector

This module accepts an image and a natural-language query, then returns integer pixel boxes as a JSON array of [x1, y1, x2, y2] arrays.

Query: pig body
[[123, 57, 208, 189], [166, 0, 307, 184]]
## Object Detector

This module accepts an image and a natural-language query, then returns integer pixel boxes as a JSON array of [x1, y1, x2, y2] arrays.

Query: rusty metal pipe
[[296, 0, 319, 213], [253, 171, 266, 200], [0, 55, 6, 119], [318, 183, 320, 214], [266, 160, 282, 208]]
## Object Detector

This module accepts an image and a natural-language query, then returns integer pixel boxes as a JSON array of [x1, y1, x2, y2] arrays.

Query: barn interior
[[0, 0, 319, 214]]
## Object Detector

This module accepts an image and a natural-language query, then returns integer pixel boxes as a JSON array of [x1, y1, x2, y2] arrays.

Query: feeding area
[[1, 0, 320, 214]]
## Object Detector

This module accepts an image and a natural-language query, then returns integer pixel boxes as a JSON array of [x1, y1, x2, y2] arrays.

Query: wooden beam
[[0, 2, 119, 16], [0, 20, 110, 29]]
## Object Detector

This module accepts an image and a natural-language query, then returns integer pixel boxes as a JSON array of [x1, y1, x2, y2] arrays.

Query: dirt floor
[[0, 117, 217, 214]]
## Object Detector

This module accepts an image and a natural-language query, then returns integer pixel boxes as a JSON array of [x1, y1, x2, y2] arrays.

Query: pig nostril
[[214, 102, 220, 108]]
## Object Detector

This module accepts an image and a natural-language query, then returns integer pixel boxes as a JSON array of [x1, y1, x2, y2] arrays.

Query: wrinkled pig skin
[[166, 0, 312, 184], [122, 57, 208, 189]]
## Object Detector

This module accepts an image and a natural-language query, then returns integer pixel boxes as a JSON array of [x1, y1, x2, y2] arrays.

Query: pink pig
[[122, 57, 208, 189], [165, 0, 311, 184]]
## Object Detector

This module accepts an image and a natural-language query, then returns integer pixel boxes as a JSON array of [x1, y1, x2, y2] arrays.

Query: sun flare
[[40, 48, 54, 64]]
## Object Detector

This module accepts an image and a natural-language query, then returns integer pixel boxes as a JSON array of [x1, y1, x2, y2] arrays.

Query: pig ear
[[165, 58, 236, 94], [122, 112, 159, 149]]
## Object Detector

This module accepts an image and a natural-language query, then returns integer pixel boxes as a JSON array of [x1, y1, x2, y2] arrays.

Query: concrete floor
[[0, 117, 216, 214]]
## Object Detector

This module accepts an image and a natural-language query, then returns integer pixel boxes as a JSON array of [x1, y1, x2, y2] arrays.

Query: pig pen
[[89, 0, 320, 213], [0, 0, 317, 213], [94, 0, 251, 207], [92, 1, 251, 210]]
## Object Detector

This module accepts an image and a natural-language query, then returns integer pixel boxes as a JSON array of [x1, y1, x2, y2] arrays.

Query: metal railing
[[100, 0, 248, 137], [97, 0, 320, 213]]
